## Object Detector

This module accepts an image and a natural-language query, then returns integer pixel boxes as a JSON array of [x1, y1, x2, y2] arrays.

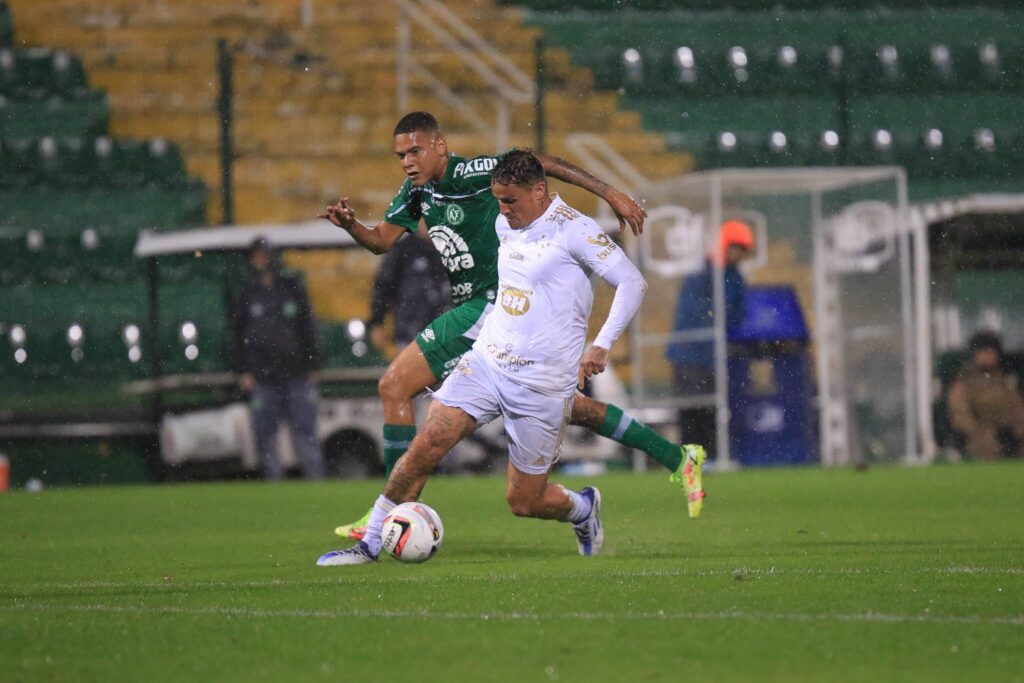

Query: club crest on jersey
[[428, 225, 476, 272], [445, 204, 465, 225], [499, 285, 532, 316]]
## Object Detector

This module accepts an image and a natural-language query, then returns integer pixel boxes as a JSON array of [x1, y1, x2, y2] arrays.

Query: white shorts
[[433, 349, 573, 475]]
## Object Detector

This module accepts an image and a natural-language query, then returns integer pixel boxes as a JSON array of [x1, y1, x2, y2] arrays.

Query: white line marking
[[22, 565, 1023, 593], [2, 602, 1022, 626]]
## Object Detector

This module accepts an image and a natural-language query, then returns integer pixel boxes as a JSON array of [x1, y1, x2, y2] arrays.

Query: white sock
[[360, 495, 397, 557], [563, 486, 592, 524]]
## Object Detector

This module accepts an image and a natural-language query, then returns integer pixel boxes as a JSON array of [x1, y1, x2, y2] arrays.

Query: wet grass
[[1, 462, 1022, 682]]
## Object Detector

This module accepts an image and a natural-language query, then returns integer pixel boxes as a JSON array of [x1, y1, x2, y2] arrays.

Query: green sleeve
[[382, 181, 421, 232]]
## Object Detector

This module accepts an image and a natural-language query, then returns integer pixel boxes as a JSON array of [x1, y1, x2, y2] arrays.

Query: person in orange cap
[[665, 220, 754, 458]]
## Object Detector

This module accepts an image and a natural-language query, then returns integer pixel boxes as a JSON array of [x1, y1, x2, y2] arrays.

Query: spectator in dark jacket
[[367, 226, 450, 352], [228, 237, 325, 480], [665, 220, 753, 456]]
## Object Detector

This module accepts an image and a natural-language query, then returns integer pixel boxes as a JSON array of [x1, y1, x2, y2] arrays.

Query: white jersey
[[472, 194, 632, 397]]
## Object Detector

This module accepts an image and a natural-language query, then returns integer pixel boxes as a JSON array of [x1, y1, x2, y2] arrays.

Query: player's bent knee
[[378, 369, 413, 404]]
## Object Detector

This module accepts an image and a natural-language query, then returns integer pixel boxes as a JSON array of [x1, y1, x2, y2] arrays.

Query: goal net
[[618, 167, 932, 467]]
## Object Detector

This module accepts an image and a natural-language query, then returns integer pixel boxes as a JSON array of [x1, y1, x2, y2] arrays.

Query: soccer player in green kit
[[318, 112, 705, 539]]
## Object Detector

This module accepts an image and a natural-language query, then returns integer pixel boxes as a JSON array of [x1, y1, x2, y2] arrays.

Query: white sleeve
[[565, 218, 626, 277], [593, 257, 647, 350]]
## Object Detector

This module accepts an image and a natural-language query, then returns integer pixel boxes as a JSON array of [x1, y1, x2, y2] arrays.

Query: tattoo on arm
[[540, 154, 611, 197]]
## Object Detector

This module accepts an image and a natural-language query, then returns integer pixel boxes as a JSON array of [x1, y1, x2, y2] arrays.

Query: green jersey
[[384, 152, 501, 306]]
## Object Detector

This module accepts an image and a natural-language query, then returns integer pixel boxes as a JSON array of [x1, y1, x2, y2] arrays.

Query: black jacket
[[369, 233, 450, 346], [228, 271, 321, 382]]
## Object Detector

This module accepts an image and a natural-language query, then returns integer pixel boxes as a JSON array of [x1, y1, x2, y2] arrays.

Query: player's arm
[[317, 197, 406, 255], [535, 153, 647, 236], [568, 224, 647, 387], [578, 258, 648, 387]]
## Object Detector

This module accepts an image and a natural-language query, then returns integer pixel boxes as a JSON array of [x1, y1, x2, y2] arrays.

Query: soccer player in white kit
[[318, 150, 648, 565]]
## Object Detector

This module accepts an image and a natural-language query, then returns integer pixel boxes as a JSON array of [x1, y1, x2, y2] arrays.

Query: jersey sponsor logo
[[587, 232, 618, 260], [428, 225, 476, 272], [445, 204, 465, 225], [453, 157, 496, 178], [420, 202, 431, 216], [499, 285, 532, 316], [486, 343, 535, 368], [421, 328, 436, 342], [506, 249, 525, 262]]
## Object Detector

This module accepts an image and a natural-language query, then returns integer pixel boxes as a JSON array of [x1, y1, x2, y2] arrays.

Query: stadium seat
[[0, 1, 13, 48], [0, 89, 109, 138], [0, 48, 88, 99]]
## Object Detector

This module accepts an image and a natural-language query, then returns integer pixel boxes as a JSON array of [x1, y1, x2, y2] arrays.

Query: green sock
[[598, 404, 682, 472], [382, 424, 416, 477]]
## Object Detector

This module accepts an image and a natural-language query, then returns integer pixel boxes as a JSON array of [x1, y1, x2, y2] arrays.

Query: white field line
[[1, 601, 1022, 627], [20, 565, 1024, 593]]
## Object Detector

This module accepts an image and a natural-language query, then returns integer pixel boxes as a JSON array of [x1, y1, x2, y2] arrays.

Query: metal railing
[[394, 0, 534, 151]]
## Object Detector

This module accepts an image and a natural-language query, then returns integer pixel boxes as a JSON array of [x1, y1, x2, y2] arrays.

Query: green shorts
[[415, 296, 494, 380]]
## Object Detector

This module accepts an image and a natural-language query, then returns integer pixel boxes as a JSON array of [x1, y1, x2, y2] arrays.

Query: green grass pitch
[[2, 462, 1022, 682]]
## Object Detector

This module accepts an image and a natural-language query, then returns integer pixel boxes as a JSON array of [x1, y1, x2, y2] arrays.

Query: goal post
[[622, 167, 933, 467]]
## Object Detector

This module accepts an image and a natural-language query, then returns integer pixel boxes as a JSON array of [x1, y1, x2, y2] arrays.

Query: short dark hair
[[248, 236, 271, 256], [491, 148, 546, 188], [969, 330, 1003, 355], [393, 111, 441, 137]]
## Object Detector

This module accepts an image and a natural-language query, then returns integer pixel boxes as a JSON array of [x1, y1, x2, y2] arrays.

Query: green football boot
[[334, 507, 372, 541]]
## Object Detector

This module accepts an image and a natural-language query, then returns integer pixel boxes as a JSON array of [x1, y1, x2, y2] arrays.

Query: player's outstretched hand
[[317, 197, 356, 230], [606, 188, 647, 236], [578, 345, 610, 389]]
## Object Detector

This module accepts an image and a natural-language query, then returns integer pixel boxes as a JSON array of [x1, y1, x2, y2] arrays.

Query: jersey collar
[[522, 193, 563, 231]]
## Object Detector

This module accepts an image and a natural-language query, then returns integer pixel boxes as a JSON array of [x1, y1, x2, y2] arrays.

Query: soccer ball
[[381, 502, 444, 563]]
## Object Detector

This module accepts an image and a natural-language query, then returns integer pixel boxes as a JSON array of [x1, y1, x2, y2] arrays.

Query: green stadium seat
[[0, 89, 109, 138], [0, 1, 13, 48], [81, 228, 144, 283], [0, 137, 40, 188], [0, 48, 88, 99], [0, 228, 23, 285]]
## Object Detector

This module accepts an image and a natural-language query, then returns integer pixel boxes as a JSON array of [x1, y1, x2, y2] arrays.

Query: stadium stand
[[521, 6, 1024, 199], [5, 0, 691, 225], [0, 3, 207, 423]]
